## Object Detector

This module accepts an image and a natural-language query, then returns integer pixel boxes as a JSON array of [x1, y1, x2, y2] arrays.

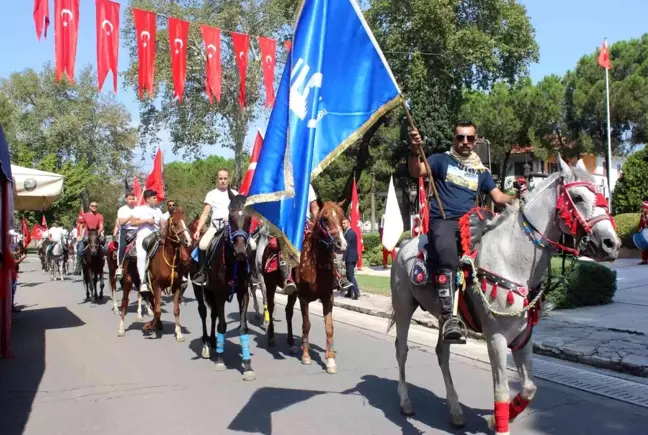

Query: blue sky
[[1, 0, 647, 170]]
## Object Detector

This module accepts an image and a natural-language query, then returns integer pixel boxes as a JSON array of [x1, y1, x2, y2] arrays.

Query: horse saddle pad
[[126, 234, 160, 261]]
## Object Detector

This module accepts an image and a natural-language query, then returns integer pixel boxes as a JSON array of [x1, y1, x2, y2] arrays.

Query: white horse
[[389, 155, 620, 434], [48, 240, 64, 281]]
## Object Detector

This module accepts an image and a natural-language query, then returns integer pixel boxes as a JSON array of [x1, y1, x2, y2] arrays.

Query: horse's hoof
[[136, 315, 143, 321], [290, 345, 299, 355], [400, 402, 415, 417], [214, 363, 226, 371], [242, 370, 256, 381], [450, 413, 465, 428], [117, 329, 125, 337], [301, 356, 312, 365], [176, 335, 186, 343], [268, 337, 276, 347], [201, 346, 210, 359], [486, 415, 495, 431], [326, 358, 337, 374]]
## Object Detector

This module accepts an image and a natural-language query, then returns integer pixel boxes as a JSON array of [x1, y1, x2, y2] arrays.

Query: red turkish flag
[[168, 17, 189, 102], [33, 0, 50, 41], [418, 177, 429, 235], [351, 178, 364, 269], [22, 217, 32, 247], [31, 225, 46, 240], [133, 176, 144, 205], [41, 215, 48, 229], [598, 39, 612, 70], [258, 37, 277, 108], [133, 8, 156, 98], [145, 148, 165, 201], [231, 32, 250, 111], [239, 131, 264, 195], [200, 25, 222, 103], [76, 207, 83, 234], [96, 0, 120, 93], [283, 40, 292, 52], [54, 0, 80, 82]]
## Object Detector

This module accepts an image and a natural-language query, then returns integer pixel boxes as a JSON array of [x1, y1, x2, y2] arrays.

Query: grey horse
[[388, 155, 620, 434]]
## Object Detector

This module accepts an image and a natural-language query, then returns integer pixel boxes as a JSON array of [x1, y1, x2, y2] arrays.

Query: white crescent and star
[[265, 55, 273, 64], [207, 44, 217, 59], [174, 38, 184, 54], [239, 51, 245, 61], [101, 19, 114, 36], [61, 8, 73, 27], [140, 31, 151, 47]]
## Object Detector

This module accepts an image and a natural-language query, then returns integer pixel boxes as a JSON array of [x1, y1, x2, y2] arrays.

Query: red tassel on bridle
[[506, 290, 515, 305], [490, 283, 498, 298]]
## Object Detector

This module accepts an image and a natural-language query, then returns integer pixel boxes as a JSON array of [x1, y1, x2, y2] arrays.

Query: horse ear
[[557, 153, 575, 181], [337, 199, 347, 208], [228, 189, 235, 201]]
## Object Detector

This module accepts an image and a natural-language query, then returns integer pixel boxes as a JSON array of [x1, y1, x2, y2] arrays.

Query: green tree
[[122, 0, 293, 185], [612, 147, 648, 214]]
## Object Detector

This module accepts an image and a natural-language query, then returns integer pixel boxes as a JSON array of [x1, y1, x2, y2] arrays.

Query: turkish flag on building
[[22, 217, 32, 247], [258, 37, 277, 108], [133, 176, 144, 205], [283, 40, 292, 52], [168, 17, 189, 102], [598, 39, 612, 70], [145, 148, 165, 202], [200, 25, 222, 103], [54, 0, 80, 82], [133, 8, 156, 98], [239, 131, 264, 195], [33, 0, 50, 41], [350, 178, 364, 269], [96, 0, 120, 93], [231, 32, 250, 111], [418, 177, 429, 235]]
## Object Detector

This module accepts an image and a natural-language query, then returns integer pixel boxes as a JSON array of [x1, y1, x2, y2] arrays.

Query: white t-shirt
[[49, 227, 65, 243], [133, 205, 163, 233], [306, 184, 317, 219], [117, 205, 136, 229], [204, 188, 238, 228], [161, 211, 170, 222], [70, 227, 78, 240], [41, 229, 50, 240]]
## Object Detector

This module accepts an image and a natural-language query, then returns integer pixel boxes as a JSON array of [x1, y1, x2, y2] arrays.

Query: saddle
[[264, 236, 280, 273], [125, 231, 161, 261]]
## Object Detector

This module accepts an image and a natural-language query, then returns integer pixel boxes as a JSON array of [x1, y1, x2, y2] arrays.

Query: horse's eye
[[572, 194, 584, 203]]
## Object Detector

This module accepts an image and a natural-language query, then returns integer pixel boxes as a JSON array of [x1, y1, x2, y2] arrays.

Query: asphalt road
[[2, 257, 648, 435]]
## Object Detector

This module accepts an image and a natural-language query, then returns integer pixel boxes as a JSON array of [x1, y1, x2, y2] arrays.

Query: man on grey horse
[[408, 120, 518, 344], [47, 221, 66, 257], [192, 168, 238, 286]]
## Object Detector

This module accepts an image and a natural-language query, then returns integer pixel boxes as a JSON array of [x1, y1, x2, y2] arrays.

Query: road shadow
[[17, 282, 45, 288], [125, 319, 190, 339], [228, 386, 329, 434], [0, 307, 85, 435], [341, 375, 491, 435]]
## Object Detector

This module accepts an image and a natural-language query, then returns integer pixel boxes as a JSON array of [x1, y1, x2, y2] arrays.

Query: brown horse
[[284, 201, 347, 374], [81, 229, 105, 302], [143, 208, 192, 341], [117, 239, 149, 337], [107, 237, 153, 318]]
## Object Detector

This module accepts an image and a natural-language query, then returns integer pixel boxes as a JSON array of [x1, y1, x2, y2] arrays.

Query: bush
[[612, 147, 648, 214], [363, 233, 381, 250], [614, 213, 640, 248], [544, 256, 617, 309]]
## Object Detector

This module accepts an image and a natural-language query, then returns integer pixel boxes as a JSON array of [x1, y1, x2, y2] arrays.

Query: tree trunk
[[499, 148, 513, 190], [370, 171, 376, 232]]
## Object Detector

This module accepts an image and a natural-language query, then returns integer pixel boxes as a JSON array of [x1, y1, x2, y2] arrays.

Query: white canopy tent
[[11, 165, 64, 211]]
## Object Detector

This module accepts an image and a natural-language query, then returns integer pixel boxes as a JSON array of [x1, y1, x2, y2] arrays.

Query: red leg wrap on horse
[[494, 402, 509, 433], [509, 393, 530, 420]]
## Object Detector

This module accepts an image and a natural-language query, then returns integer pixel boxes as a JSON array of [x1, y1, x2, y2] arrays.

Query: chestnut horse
[[284, 201, 347, 374], [143, 208, 192, 340], [81, 229, 105, 302]]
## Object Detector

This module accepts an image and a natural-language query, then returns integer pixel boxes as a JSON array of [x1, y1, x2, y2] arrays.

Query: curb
[[331, 297, 648, 378]]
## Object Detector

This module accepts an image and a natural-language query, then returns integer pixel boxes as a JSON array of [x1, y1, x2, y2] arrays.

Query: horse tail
[[386, 303, 396, 334]]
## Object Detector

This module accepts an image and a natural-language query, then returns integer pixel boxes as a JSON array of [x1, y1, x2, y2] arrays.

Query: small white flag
[[381, 176, 404, 251]]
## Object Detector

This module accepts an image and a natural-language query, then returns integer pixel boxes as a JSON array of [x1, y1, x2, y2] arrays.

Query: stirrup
[[192, 272, 207, 286], [441, 317, 468, 345]]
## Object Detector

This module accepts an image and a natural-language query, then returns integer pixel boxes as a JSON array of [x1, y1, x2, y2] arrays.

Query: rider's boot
[[192, 249, 208, 286], [437, 268, 466, 344], [279, 259, 297, 296]]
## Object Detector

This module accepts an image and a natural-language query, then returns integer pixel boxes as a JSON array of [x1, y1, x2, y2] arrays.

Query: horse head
[[228, 191, 251, 261], [166, 207, 192, 248], [524, 154, 620, 262], [87, 230, 101, 256], [314, 201, 347, 253]]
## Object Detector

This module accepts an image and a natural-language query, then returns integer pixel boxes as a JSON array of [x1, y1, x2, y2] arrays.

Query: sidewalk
[[332, 258, 648, 377]]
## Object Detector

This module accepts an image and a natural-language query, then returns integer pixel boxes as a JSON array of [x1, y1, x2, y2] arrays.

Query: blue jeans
[[11, 279, 17, 307]]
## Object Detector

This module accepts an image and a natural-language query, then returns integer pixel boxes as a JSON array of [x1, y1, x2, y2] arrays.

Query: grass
[[355, 274, 391, 296]]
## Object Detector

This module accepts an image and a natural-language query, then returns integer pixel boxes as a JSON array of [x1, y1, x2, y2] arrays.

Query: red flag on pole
[[258, 37, 277, 108], [418, 177, 429, 235], [231, 32, 250, 111], [22, 217, 32, 247], [145, 148, 165, 202], [76, 207, 83, 234], [168, 17, 190, 102], [200, 25, 222, 103], [41, 215, 48, 229], [350, 178, 364, 269], [598, 39, 612, 70], [239, 131, 264, 195], [96, 0, 120, 93], [54, 0, 80, 82], [133, 8, 156, 98], [33, 0, 50, 41], [133, 176, 144, 205]]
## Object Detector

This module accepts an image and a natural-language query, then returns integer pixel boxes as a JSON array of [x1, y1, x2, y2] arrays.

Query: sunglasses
[[455, 135, 476, 143], [90, 204, 98, 208]]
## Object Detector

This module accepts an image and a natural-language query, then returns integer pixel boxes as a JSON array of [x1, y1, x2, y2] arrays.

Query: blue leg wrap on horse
[[240, 334, 251, 360], [216, 332, 225, 354]]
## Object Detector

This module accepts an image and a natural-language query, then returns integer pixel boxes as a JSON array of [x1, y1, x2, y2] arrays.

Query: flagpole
[[604, 66, 613, 213]]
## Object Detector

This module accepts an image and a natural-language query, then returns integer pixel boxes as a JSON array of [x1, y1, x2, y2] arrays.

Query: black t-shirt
[[426, 154, 497, 219]]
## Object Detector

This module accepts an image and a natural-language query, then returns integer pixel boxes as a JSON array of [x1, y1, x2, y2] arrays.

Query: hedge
[[543, 256, 617, 309], [613, 213, 640, 249], [361, 231, 413, 266]]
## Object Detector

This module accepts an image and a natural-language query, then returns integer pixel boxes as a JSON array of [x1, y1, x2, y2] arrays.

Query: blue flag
[[245, 0, 402, 265]]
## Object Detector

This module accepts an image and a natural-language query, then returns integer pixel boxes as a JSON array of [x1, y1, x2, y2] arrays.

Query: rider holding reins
[[114, 192, 137, 279], [130, 189, 163, 294], [408, 120, 519, 344]]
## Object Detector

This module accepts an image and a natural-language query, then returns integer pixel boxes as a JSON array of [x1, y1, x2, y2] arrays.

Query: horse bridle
[[522, 178, 615, 255], [316, 217, 342, 249], [167, 215, 190, 245]]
